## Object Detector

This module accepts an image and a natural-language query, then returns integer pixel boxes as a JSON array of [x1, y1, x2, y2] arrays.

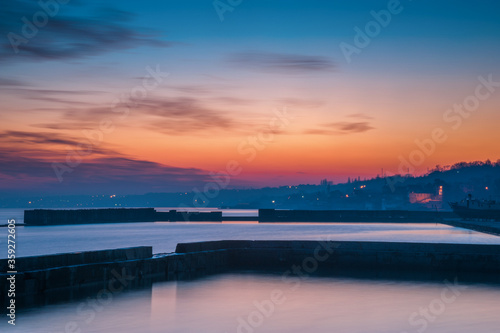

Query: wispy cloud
[[229, 51, 336, 74], [0, 1, 171, 62], [280, 98, 324, 109], [0, 153, 211, 194], [0, 131, 211, 193], [6, 88, 107, 107], [163, 84, 215, 95], [29, 93, 261, 135], [0, 130, 117, 156], [347, 113, 373, 120], [0, 77, 29, 87], [1, 130, 83, 146], [305, 115, 375, 135], [135, 97, 239, 134], [330, 121, 374, 134]]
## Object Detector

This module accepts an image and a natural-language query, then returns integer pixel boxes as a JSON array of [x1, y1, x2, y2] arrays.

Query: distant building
[[320, 179, 332, 186], [409, 186, 444, 209], [409, 192, 433, 204]]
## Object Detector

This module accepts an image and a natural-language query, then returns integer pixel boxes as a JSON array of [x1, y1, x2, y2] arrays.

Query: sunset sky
[[1, 0, 500, 195]]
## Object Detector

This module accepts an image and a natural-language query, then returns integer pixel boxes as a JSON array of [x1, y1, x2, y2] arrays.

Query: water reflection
[[6, 273, 500, 333]]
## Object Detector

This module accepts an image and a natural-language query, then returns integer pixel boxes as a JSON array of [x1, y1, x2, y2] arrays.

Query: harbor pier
[[2, 240, 500, 308]]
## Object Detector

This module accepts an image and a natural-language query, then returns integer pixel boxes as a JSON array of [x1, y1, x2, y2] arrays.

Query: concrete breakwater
[[0, 246, 229, 308], [24, 208, 222, 225], [2, 240, 500, 308], [176, 240, 500, 276], [258, 209, 457, 222], [24, 207, 460, 225], [24, 208, 157, 225]]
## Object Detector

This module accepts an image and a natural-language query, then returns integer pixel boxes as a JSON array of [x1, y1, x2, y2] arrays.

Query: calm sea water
[[1, 208, 500, 332], [3, 273, 500, 333]]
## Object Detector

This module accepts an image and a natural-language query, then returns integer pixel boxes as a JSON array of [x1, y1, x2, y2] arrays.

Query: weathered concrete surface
[[156, 210, 222, 222], [444, 220, 500, 236], [0, 247, 152, 272], [24, 208, 223, 225], [24, 208, 158, 225], [176, 240, 500, 274], [0, 247, 229, 304]]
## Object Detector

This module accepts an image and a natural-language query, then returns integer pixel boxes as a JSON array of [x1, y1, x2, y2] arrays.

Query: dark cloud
[[0, 153, 55, 181], [1, 130, 84, 146], [165, 84, 214, 95], [229, 52, 336, 74], [152, 83, 255, 105], [0, 77, 29, 87], [0, 1, 171, 62], [30, 104, 118, 131], [0, 130, 118, 156], [330, 121, 374, 133], [7, 78, 263, 135], [304, 119, 374, 135], [348, 113, 373, 120], [135, 97, 237, 134], [25, 96, 97, 106], [31, 122, 99, 130], [87, 157, 204, 177], [25, 89, 105, 96], [0, 130, 211, 194], [10, 88, 106, 106], [280, 98, 324, 109], [14, 83, 277, 136], [0, 151, 211, 194], [33, 96, 246, 135], [209, 96, 255, 106]]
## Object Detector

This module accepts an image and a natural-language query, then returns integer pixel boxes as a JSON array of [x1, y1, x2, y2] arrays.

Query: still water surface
[[4, 273, 500, 333], [1, 208, 500, 332], [2, 220, 500, 259]]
